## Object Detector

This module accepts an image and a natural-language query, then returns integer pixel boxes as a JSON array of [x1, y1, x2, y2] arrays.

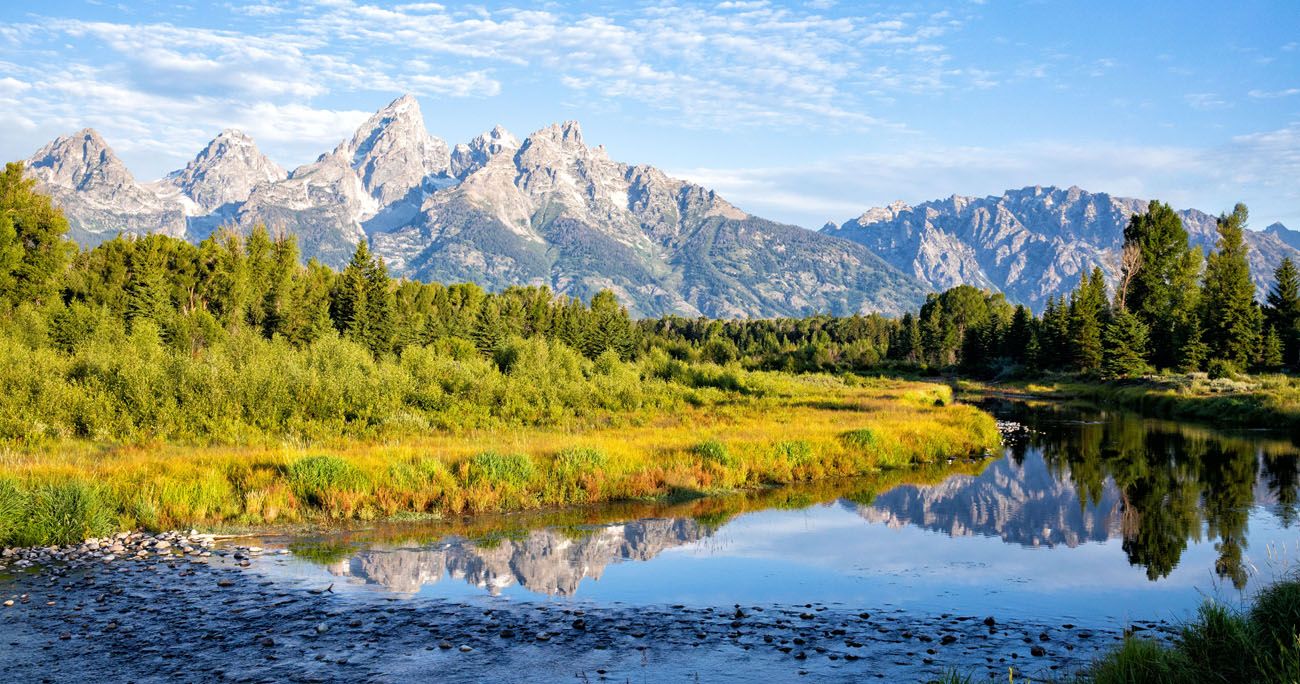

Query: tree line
[[647, 201, 1294, 379], [2, 160, 1292, 382]]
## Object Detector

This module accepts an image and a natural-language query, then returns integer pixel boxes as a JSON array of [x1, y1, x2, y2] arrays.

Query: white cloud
[[1249, 88, 1300, 99], [671, 131, 1300, 230], [1185, 92, 1230, 110]]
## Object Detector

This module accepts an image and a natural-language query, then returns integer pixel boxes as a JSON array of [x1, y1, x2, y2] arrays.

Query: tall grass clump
[[465, 452, 535, 488], [12, 481, 116, 546], [287, 455, 367, 515], [1089, 576, 1300, 683], [0, 477, 27, 544], [548, 447, 610, 503], [693, 440, 737, 468]]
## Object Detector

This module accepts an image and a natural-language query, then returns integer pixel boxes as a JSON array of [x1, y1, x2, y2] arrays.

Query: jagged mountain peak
[[524, 120, 587, 153], [829, 185, 1300, 310], [25, 128, 187, 241], [28, 128, 133, 192], [332, 93, 451, 205], [28, 95, 929, 317], [163, 129, 286, 213], [450, 125, 521, 178]]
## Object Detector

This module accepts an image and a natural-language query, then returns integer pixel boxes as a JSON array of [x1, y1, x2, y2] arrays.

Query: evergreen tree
[[1178, 313, 1210, 373], [1102, 307, 1151, 379], [585, 290, 635, 359], [1122, 200, 1202, 369], [1068, 268, 1107, 372], [363, 251, 394, 354], [1259, 325, 1284, 371], [332, 241, 392, 353], [125, 243, 171, 329], [1003, 305, 1034, 364], [1266, 257, 1300, 367], [1202, 204, 1261, 367], [920, 298, 946, 367], [1040, 295, 1071, 369], [0, 162, 72, 307]]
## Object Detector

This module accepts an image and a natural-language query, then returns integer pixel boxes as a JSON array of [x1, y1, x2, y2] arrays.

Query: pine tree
[[1102, 307, 1152, 379], [1259, 325, 1284, 371], [125, 244, 171, 329], [920, 299, 946, 367], [1266, 257, 1300, 367], [1178, 313, 1209, 373], [1123, 200, 1202, 369], [1202, 204, 1261, 367], [325, 239, 397, 354], [363, 252, 394, 354], [1003, 305, 1033, 364], [0, 162, 72, 307], [1068, 268, 1107, 373]]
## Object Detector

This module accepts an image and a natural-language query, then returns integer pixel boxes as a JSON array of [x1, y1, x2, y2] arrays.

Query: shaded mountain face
[[25, 95, 925, 318], [826, 186, 1300, 310]]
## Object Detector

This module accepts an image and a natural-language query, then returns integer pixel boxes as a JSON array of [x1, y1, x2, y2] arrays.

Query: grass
[[958, 373, 1300, 430], [0, 375, 1000, 547], [1085, 576, 1300, 684]]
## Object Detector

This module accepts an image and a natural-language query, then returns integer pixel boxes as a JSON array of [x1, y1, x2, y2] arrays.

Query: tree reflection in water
[[997, 400, 1299, 590]]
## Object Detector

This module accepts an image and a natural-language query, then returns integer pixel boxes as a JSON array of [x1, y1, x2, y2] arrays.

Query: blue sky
[[1, 0, 1297, 228]]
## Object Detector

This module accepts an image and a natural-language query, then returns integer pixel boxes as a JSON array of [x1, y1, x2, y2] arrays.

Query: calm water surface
[[249, 399, 1300, 628]]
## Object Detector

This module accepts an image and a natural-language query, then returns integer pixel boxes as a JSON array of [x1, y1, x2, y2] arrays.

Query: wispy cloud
[[673, 129, 1300, 229], [1249, 87, 1300, 99], [0, 0, 985, 175]]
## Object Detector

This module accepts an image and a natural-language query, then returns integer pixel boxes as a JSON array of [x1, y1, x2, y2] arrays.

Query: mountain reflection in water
[[282, 401, 1300, 602], [324, 518, 706, 595]]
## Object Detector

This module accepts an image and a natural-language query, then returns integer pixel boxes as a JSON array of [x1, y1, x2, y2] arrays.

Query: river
[[4, 398, 1298, 681]]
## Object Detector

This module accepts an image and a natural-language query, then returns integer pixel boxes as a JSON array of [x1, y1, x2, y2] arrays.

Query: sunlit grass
[[0, 377, 999, 546]]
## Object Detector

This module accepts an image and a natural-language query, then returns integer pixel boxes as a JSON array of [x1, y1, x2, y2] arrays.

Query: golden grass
[[0, 376, 1000, 545]]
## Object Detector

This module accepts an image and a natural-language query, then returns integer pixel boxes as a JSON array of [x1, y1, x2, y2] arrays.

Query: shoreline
[[957, 374, 1300, 431], [0, 532, 1151, 683], [0, 378, 1001, 548]]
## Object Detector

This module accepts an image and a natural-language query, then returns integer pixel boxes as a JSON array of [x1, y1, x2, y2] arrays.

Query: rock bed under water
[[0, 534, 1175, 683]]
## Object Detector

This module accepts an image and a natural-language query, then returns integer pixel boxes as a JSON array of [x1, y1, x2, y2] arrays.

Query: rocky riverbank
[[0, 532, 1172, 683]]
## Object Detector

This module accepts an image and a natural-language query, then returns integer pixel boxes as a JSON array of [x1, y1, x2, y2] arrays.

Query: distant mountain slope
[[24, 95, 926, 318], [26, 129, 188, 245], [825, 186, 1299, 309]]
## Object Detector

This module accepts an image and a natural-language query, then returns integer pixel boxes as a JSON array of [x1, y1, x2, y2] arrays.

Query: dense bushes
[[0, 315, 681, 444]]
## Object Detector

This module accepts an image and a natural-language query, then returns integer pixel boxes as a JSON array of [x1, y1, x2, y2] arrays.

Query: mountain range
[[23, 93, 1298, 316], [23, 95, 922, 318], [824, 186, 1300, 310]]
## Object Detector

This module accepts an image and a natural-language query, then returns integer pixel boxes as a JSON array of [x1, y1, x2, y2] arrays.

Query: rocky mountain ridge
[[825, 185, 1300, 309], [25, 94, 923, 318]]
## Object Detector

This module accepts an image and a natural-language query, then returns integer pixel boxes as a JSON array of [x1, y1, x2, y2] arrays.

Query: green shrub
[[1207, 358, 1240, 380], [553, 447, 608, 476], [773, 440, 813, 467]]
